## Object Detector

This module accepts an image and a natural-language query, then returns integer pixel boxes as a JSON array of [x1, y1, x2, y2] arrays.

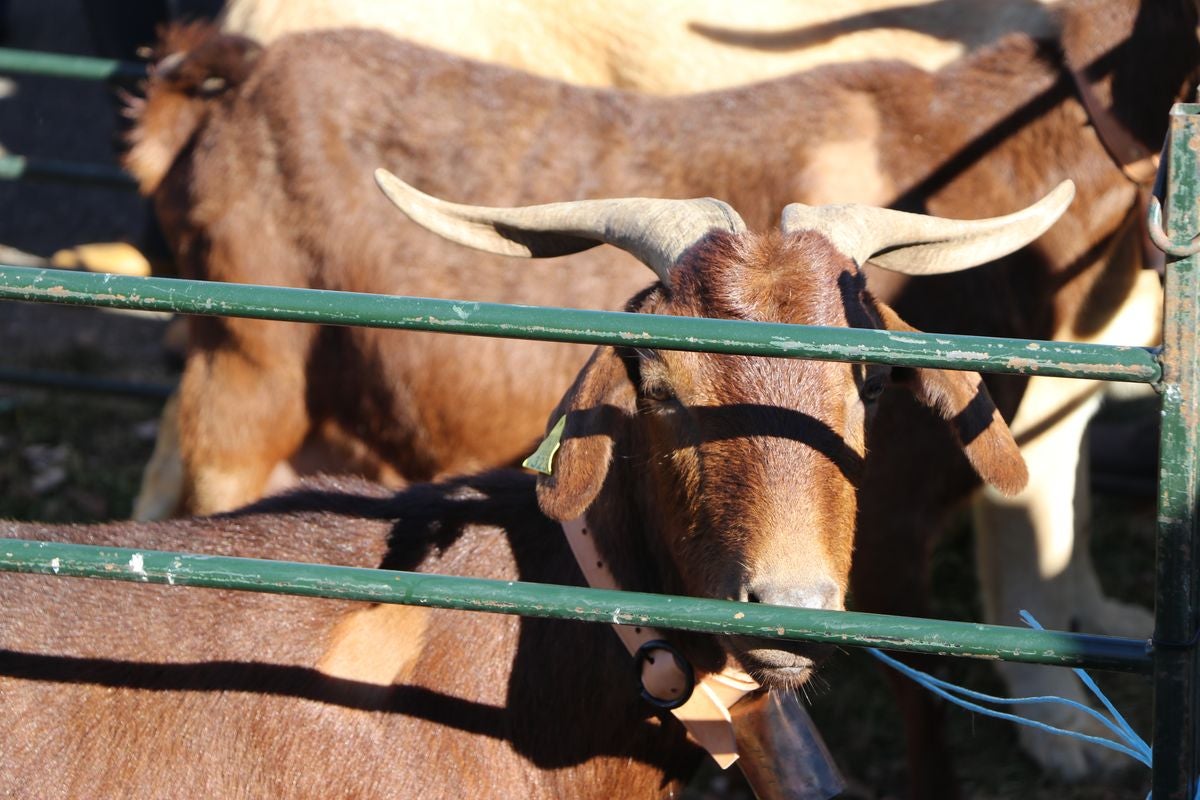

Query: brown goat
[[0, 182, 1065, 798], [125, 1, 1193, 786], [124, 4, 1173, 512]]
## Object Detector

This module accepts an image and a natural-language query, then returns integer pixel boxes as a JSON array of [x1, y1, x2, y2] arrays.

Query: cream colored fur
[[220, 0, 1059, 93]]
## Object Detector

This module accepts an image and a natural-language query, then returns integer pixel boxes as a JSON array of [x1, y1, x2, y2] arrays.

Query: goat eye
[[642, 381, 675, 403], [860, 377, 886, 403]]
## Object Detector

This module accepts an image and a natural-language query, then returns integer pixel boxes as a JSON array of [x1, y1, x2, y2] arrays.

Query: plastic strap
[[561, 516, 757, 768]]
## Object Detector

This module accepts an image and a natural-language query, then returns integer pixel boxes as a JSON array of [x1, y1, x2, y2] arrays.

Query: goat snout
[[731, 577, 841, 687], [743, 578, 843, 612]]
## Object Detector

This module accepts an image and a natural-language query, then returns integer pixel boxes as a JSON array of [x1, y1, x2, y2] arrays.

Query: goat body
[[125, 1, 1195, 789], [0, 474, 699, 800], [3, 183, 1053, 796], [130, 2, 1185, 514], [218, 0, 1060, 92]]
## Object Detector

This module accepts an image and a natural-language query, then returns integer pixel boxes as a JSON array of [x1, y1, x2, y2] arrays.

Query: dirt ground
[[0, 2, 1162, 797]]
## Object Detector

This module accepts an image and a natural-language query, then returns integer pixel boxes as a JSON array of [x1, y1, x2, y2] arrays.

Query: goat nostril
[[747, 579, 841, 610]]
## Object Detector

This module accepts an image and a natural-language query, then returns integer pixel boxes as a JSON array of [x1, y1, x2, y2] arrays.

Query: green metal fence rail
[[0, 265, 1163, 382], [0, 154, 137, 190], [0, 368, 174, 400], [1151, 102, 1200, 800], [0, 538, 1151, 672], [2, 87, 1198, 795], [0, 46, 144, 190], [0, 46, 146, 82]]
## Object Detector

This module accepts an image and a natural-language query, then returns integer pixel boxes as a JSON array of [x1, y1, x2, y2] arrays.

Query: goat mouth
[[726, 638, 832, 690]]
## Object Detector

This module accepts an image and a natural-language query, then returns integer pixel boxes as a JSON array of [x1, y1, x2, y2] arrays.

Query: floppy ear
[[874, 300, 1028, 496], [536, 347, 638, 521]]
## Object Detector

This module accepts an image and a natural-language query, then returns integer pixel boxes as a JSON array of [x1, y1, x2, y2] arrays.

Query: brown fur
[[123, 1, 1193, 518], [0, 475, 698, 800], [123, 6, 1196, 792], [0, 228, 1017, 797], [124, 24, 261, 194]]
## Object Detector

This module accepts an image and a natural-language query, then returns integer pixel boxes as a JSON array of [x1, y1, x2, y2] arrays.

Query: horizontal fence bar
[[0, 47, 146, 82], [0, 368, 174, 400], [0, 537, 1152, 673], [0, 266, 1163, 382], [0, 155, 138, 190]]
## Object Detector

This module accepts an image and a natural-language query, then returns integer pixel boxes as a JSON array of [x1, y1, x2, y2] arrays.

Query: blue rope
[[867, 648, 1150, 765], [866, 610, 1198, 799], [1017, 610, 1149, 761]]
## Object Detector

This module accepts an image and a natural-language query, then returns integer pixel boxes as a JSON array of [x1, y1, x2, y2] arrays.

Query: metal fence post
[[1153, 101, 1200, 800]]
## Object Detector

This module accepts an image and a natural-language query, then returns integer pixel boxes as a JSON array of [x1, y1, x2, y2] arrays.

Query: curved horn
[[779, 180, 1074, 275], [375, 168, 745, 285]]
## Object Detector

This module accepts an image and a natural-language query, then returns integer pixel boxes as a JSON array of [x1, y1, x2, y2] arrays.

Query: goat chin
[[728, 638, 834, 690]]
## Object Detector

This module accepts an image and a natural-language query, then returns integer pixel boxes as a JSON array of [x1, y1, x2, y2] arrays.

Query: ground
[[0, 1, 1161, 797]]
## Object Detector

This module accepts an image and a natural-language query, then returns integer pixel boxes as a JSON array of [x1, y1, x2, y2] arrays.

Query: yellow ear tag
[[523, 415, 566, 475]]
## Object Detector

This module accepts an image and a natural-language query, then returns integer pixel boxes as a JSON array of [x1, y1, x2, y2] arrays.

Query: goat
[[216, 0, 1059, 92], [124, 1, 1193, 786], [128, 0, 1062, 519], [0, 180, 1065, 799]]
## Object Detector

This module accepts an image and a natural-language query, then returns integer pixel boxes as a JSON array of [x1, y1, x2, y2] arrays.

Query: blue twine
[[865, 610, 1198, 800], [1017, 610, 1149, 762]]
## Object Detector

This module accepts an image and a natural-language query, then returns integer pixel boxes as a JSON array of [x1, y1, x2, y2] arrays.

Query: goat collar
[[560, 515, 758, 769], [1066, 64, 1159, 186]]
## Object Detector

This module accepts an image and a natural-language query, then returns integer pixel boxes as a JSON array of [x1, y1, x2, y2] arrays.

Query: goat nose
[[745, 579, 842, 611]]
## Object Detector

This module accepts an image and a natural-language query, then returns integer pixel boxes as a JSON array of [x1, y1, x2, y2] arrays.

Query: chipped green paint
[[0, 155, 138, 190], [3, 102, 1198, 790], [1152, 102, 1200, 800], [0, 265, 1163, 382], [0, 46, 146, 82], [0, 537, 1152, 672]]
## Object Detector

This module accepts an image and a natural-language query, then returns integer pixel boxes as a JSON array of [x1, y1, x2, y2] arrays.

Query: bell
[[730, 690, 844, 800]]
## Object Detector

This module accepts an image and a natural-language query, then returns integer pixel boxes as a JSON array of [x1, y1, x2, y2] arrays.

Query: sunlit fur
[[124, 24, 260, 194], [637, 233, 863, 600], [118, 6, 1200, 791], [219, 0, 1057, 92], [1, 225, 1027, 796], [634, 234, 865, 686], [123, 3, 1197, 536], [536, 230, 1022, 691]]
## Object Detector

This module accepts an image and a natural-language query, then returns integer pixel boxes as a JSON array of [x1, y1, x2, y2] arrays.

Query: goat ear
[[536, 346, 637, 521], [874, 300, 1028, 496]]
